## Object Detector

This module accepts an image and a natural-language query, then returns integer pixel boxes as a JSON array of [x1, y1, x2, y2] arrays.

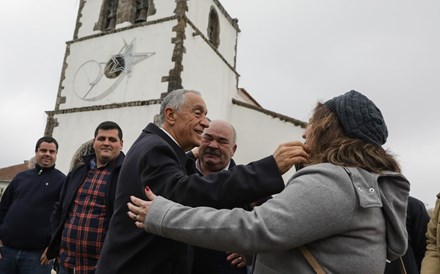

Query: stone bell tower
[[45, 0, 305, 175]]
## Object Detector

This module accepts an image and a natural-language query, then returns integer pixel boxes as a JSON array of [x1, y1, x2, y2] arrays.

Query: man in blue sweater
[[0, 136, 66, 274]]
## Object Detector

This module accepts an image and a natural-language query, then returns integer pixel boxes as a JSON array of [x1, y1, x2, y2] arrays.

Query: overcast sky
[[1, 0, 439, 207]]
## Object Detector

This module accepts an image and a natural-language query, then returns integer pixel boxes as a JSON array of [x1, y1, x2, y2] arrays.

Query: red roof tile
[[0, 162, 31, 181]]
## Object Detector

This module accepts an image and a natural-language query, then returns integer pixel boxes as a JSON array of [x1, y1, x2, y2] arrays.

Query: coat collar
[[144, 123, 194, 174]]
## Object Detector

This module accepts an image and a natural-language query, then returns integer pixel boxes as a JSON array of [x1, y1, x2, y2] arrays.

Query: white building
[[44, 0, 306, 180]]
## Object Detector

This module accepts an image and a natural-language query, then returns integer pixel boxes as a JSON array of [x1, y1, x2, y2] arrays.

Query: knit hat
[[324, 90, 388, 146]]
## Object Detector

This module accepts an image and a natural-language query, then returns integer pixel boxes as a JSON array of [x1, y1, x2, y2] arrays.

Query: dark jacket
[[384, 196, 430, 274], [96, 123, 285, 274], [0, 164, 65, 249], [46, 153, 125, 259], [192, 158, 247, 274]]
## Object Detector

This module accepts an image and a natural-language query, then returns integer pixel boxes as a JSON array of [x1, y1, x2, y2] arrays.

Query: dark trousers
[[0, 245, 53, 274], [58, 264, 75, 274]]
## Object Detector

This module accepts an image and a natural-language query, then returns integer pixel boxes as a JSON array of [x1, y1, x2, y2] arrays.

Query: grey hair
[[159, 89, 201, 125], [230, 124, 237, 144]]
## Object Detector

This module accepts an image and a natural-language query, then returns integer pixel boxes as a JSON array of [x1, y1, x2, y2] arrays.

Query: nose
[[200, 116, 209, 128], [207, 139, 219, 148]]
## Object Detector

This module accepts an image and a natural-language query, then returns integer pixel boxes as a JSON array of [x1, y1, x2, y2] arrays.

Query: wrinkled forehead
[[183, 92, 207, 110], [204, 124, 234, 142]]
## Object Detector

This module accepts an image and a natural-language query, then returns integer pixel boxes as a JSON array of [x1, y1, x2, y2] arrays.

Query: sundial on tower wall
[[72, 39, 155, 102]]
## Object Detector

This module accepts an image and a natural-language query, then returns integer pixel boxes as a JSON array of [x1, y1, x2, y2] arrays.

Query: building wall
[[186, 0, 239, 66], [230, 104, 305, 182], [76, 0, 177, 38], [60, 21, 176, 109], [181, 25, 238, 120]]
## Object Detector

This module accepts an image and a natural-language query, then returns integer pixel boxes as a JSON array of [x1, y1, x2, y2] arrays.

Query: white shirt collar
[[160, 127, 180, 148]]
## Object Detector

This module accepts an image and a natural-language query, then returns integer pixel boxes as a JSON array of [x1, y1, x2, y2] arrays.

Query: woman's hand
[[127, 186, 157, 229]]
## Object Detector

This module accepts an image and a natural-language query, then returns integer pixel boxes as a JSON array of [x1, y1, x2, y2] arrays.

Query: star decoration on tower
[[117, 39, 155, 74], [107, 54, 125, 74]]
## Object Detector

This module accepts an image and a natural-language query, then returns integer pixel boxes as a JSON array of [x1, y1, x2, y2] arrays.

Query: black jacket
[[96, 123, 284, 274], [46, 153, 125, 259], [384, 196, 430, 274], [0, 164, 65, 249], [192, 158, 247, 274]]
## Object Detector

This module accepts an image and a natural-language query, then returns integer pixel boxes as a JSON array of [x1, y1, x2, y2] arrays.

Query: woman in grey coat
[[128, 90, 410, 274]]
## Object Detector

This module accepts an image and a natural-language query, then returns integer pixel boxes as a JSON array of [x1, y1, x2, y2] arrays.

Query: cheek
[[304, 125, 313, 140], [221, 148, 231, 158]]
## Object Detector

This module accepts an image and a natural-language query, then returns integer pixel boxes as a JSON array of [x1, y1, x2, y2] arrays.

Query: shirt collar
[[195, 159, 230, 175], [89, 158, 115, 170], [35, 164, 55, 175], [160, 127, 180, 148]]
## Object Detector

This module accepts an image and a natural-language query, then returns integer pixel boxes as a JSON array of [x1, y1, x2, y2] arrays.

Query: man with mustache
[[196, 120, 237, 176], [191, 120, 249, 274]]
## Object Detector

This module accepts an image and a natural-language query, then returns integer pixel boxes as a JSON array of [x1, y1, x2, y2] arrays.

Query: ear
[[231, 144, 237, 156], [164, 107, 176, 125]]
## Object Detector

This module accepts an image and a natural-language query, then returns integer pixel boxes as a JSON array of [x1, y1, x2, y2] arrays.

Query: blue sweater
[[0, 164, 65, 249]]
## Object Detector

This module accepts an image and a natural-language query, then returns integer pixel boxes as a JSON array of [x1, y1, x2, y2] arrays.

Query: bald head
[[198, 120, 237, 175]]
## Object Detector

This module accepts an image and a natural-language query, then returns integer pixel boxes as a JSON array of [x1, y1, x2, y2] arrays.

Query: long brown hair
[[306, 103, 400, 173]]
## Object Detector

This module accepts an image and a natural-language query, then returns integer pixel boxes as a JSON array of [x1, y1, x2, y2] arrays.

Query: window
[[207, 7, 220, 48], [135, 0, 148, 23], [104, 0, 119, 30], [135, 0, 156, 24]]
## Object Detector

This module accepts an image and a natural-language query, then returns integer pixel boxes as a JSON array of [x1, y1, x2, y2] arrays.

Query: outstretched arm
[[128, 167, 357, 254]]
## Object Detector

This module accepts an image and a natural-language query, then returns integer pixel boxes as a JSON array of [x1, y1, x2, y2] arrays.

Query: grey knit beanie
[[324, 90, 388, 146]]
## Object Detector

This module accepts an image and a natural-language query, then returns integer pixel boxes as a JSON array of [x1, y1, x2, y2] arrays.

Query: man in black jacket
[[46, 121, 125, 274], [190, 120, 249, 274], [0, 137, 66, 274], [96, 89, 309, 274]]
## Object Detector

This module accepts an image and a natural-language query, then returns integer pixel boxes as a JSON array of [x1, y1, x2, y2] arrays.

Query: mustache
[[202, 147, 221, 156]]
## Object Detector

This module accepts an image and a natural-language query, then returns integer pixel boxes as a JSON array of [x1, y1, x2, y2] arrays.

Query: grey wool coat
[[145, 163, 410, 274]]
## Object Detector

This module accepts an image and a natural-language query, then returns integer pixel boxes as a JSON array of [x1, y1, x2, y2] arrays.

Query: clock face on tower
[[73, 39, 155, 101]]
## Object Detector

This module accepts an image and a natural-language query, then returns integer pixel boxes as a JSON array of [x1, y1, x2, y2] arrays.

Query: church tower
[[45, 0, 305, 175]]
